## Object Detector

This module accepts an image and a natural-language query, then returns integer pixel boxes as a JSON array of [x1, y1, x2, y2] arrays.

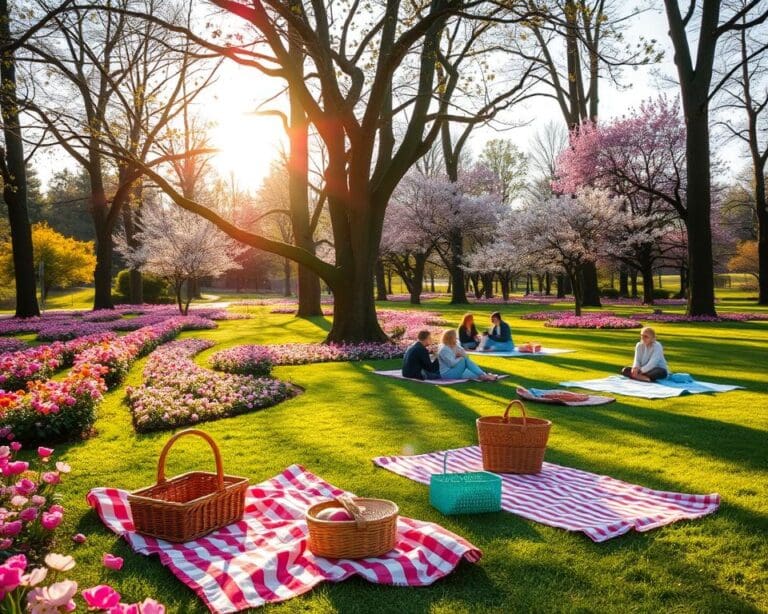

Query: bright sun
[[205, 97, 287, 193]]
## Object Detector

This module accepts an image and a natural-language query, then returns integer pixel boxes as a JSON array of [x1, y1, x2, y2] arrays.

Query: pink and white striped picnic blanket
[[373, 447, 720, 542], [87, 464, 481, 614]]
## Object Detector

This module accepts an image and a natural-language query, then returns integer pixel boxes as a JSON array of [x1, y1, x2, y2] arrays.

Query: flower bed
[[127, 339, 299, 432], [0, 432, 72, 559], [0, 304, 245, 342], [0, 333, 116, 391], [0, 317, 216, 444], [544, 315, 641, 329], [630, 311, 768, 323], [211, 341, 407, 375], [0, 338, 27, 355]]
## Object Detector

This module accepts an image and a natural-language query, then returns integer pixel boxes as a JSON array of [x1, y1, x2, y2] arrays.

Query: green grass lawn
[[20, 298, 768, 613]]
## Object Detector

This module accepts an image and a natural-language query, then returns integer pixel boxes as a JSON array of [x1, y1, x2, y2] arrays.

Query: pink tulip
[[2, 520, 23, 536], [55, 461, 71, 474], [0, 564, 23, 596], [48, 504, 64, 514], [2, 461, 28, 476], [37, 447, 54, 458], [0, 538, 13, 550], [102, 553, 124, 571], [14, 478, 36, 496], [9, 441, 21, 451], [30, 495, 46, 506], [41, 510, 63, 530], [42, 471, 60, 485], [83, 584, 122, 609], [19, 507, 38, 522], [5, 555, 26, 570]]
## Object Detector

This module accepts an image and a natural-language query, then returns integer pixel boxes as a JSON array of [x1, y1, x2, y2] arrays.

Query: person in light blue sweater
[[438, 330, 499, 381], [480, 312, 513, 352], [621, 326, 669, 382]]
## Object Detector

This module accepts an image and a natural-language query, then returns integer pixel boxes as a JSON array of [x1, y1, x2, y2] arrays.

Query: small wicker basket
[[476, 400, 552, 474], [430, 451, 501, 515], [306, 496, 398, 559], [128, 429, 248, 543]]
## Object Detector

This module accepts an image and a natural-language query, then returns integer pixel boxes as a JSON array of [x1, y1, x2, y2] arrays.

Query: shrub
[[114, 269, 171, 303], [600, 287, 620, 298], [652, 288, 671, 299]]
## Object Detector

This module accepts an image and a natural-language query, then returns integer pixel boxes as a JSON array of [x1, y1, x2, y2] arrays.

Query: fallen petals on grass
[[127, 339, 300, 432]]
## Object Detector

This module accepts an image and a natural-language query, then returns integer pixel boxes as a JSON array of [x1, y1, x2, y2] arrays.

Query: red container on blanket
[[476, 400, 552, 474], [306, 496, 398, 559], [517, 342, 542, 353], [128, 429, 248, 543]]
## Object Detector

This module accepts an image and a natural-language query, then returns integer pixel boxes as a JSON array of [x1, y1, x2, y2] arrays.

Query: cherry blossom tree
[[115, 202, 245, 314], [554, 97, 687, 304], [463, 234, 530, 301], [514, 188, 624, 315]]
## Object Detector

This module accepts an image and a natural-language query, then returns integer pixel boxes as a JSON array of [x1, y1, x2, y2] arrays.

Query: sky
[[32, 4, 747, 195]]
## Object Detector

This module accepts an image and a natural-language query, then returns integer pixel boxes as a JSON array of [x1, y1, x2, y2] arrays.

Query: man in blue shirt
[[402, 330, 440, 380]]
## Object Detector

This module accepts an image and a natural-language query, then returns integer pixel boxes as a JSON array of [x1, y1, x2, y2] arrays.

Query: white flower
[[44, 553, 76, 572]]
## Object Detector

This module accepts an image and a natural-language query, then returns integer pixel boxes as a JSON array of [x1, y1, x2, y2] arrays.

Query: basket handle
[[156, 429, 225, 491], [503, 399, 527, 427], [442, 451, 450, 475], [336, 495, 366, 529]]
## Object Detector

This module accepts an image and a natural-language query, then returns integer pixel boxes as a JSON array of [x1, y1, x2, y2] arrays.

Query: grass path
[[41, 298, 768, 613]]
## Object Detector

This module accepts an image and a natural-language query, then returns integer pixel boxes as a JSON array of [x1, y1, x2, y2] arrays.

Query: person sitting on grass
[[402, 330, 441, 380], [458, 313, 481, 349], [481, 311, 514, 352], [621, 326, 669, 382], [438, 330, 498, 381]]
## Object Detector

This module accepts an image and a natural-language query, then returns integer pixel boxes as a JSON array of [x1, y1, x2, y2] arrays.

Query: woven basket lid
[[308, 498, 398, 523]]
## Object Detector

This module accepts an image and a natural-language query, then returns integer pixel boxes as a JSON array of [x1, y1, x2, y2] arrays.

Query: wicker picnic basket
[[306, 496, 398, 559], [476, 399, 552, 474], [128, 429, 248, 543], [430, 451, 501, 515]]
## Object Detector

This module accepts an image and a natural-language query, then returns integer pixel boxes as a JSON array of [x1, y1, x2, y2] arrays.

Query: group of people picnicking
[[401, 311, 670, 383]]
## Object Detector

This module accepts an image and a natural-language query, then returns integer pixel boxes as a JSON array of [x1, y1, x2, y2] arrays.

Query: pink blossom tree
[[514, 188, 624, 315], [383, 166, 501, 303], [554, 97, 687, 304]]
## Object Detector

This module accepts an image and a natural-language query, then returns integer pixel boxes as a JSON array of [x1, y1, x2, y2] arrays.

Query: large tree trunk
[[288, 17, 322, 318], [679, 265, 688, 298], [556, 274, 566, 298], [283, 258, 292, 297], [409, 253, 427, 305], [684, 113, 717, 316], [448, 230, 468, 304], [121, 204, 143, 304], [92, 213, 114, 310], [758, 200, 768, 305], [500, 275, 510, 301], [482, 273, 494, 299], [619, 266, 629, 298], [581, 261, 602, 307], [630, 269, 638, 298], [569, 269, 583, 316], [0, 2, 40, 318], [327, 267, 386, 342], [640, 261, 655, 305], [375, 258, 388, 300]]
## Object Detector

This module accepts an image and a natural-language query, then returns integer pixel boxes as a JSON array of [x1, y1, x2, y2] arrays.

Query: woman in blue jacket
[[481, 312, 513, 352]]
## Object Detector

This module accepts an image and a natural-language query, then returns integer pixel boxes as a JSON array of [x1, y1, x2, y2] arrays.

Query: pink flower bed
[[385, 293, 448, 302], [211, 341, 407, 375], [0, 433, 71, 557], [0, 333, 116, 391], [127, 339, 299, 432], [630, 311, 768, 323], [0, 338, 27, 355], [270, 306, 335, 315], [0, 305, 245, 342], [602, 297, 688, 306], [544, 315, 641, 329], [0, 317, 215, 444]]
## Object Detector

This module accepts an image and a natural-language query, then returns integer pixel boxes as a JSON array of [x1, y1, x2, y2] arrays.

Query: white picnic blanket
[[559, 375, 744, 399]]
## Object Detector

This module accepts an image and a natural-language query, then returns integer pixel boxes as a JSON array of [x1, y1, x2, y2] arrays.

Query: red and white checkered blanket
[[87, 465, 481, 613], [373, 446, 720, 542]]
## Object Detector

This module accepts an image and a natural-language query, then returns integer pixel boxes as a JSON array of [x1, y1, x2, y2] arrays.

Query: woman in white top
[[437, 330, 498, 381], [621, 326, 669, 382]]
